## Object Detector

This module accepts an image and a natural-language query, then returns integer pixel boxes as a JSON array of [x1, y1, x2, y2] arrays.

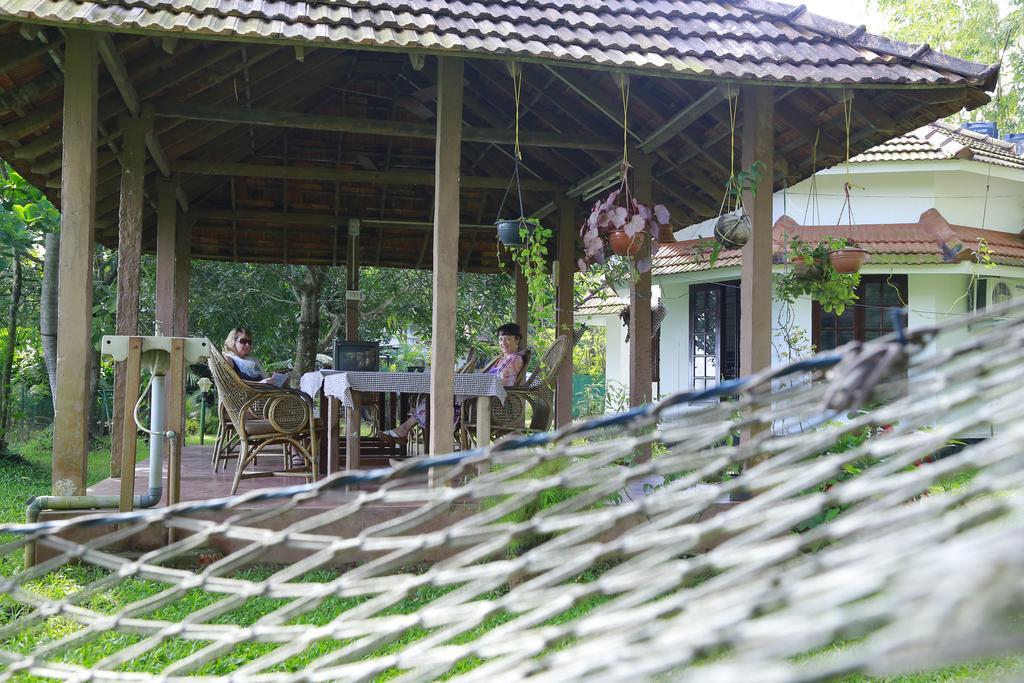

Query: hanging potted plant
[[505, 217, 554, 318], [576, 163, 671, 273], [577, 74, 671, 274], [775, 237, 861, 315], [714, 160, 767, 250], [493, 62, 543, 250], [828, 242, 869, 273], [494, 155, 540, 248]]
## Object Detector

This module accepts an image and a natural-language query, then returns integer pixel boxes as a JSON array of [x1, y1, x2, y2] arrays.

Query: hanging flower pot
[[714, 212, 751, 250], [496, 218, 530, 247], [608, 229, 646, 257], [828, 247, 868, 274], [793, 257, 824, 279]]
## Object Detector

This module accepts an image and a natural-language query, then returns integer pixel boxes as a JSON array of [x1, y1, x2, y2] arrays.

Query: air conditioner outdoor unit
[[969, 277, 1023, 312]]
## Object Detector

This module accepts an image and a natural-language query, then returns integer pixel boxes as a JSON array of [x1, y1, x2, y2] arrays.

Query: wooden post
[[429, 56, 463, 457], [555, 197, 575, 427], [346, 218, 360, 340], [514, 263, 529, 350], [629, 153, 654, 409], [740, 86, 774, 378], [154, 180, 176, 337], [110, 114, 148, 478], [166, 338, 186, 528], [118, 337, 142, 512], [172, 214, 190, 337], [52, 31, 97, 496]]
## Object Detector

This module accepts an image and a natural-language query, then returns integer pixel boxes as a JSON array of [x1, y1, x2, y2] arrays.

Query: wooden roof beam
[[95, 35, 187, 211], [775, 100, 845, 160], [191, 215, 496, 232], [11, 41, 227, 160], [173, 160, 564, 191], [639, 85, 726, 154], [542, 65, 642, 144], [151, 100, 620, 152], [97, 33, 139, 116]]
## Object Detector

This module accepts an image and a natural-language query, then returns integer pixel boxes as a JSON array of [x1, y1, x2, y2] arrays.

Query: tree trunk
[[40, 229, 59, 409], [0, 251, 22, 449], [293, 266, 326, 382]]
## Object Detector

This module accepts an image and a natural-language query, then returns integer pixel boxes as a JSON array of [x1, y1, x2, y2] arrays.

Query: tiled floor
[[87, 442, 425, 509]]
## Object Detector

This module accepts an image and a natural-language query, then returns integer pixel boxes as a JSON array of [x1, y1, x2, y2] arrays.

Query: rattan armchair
[[208, 347, 319, 494], [459, 336, 568, 448]]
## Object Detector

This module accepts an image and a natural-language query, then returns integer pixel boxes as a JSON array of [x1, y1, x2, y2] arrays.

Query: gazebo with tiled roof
[[0, 0, 998, 493]]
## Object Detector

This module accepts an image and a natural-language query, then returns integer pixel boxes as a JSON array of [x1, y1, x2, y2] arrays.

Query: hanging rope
[[512, 62, 523, 161], [719, 88, 739, 216], [620, 73, 630, 169], [495, 63, 526, 222], [839, 91, 857, 226], [803, 129, 821, 225]]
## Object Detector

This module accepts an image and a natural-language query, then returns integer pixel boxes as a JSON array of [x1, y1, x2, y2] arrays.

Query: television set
[[332, 340, 379, 372]]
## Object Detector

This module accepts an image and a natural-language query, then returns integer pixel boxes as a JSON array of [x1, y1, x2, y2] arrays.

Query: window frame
[[812, 274, 908, 350], [689, 280, 741, 392]]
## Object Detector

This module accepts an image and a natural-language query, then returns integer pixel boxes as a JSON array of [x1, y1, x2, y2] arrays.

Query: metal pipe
[[24, 373, 171, 568]]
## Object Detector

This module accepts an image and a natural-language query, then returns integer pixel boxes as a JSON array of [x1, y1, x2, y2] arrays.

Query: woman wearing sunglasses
[[223, 327, 280, 384]]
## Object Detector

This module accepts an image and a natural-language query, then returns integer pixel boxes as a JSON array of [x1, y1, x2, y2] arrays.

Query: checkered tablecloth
[[300, 370, 506, 408]]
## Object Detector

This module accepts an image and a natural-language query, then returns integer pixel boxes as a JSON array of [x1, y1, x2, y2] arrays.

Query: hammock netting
[[2, 304, 1023, 682]]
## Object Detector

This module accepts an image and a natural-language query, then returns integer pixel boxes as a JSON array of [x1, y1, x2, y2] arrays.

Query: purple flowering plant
[[577, 162, 671, 274]]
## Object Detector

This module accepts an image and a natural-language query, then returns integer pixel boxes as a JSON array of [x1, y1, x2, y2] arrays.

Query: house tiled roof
[[577, 289, 628, 317], [0, 0, 997, 87], [653, 209, 1024, 275], [852, 121, 1024, 169]]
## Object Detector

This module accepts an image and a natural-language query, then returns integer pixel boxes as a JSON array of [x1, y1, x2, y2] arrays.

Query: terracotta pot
[[829, 247, 869, 273], [793, 258, 824, 279], [714, 212, 751, 250], [608, 230, 646, 257]]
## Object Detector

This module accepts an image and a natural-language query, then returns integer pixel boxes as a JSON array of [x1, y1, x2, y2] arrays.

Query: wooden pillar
[[346, 218, 360, 340], [154, 180, 176, 337], [110, 114, 148, 478], [514, 263, 529, 350], [52, 31, 98, 496], [172, 215, 190, 337], [629, 153, 654, 409], [555, 197, 575, 427], [740, 86, 774, 378], [428, 56, 463, 456]]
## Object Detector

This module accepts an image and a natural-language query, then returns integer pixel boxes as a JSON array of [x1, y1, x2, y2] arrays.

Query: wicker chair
[[211, 401, 240, 472], [405, 347, 507, 456], [459, 337, 568, 448], [208, 347, 319, 494]]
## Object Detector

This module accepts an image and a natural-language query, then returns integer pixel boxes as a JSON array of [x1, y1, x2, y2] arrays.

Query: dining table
[[299, 370, 507, 479]]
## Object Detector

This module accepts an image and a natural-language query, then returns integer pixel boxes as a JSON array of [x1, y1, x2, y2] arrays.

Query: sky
[[799, 0, 887, 31], [799, 0, 1014, 31]]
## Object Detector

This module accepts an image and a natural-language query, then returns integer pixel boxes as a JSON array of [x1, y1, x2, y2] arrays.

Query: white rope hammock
[[1, 303, 1023, 682]]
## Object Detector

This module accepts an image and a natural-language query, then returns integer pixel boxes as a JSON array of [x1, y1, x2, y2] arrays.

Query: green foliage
[[720, 160, 770, 209], [503, 217, 555, 325], [693, 236, 724, 267], [775, 236, 861, 315], [791, 424, 882, 535], [870, 0, 1024, 135]]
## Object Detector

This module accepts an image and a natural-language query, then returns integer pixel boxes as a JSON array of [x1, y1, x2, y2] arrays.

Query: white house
[[580, 122, 1024, 418]]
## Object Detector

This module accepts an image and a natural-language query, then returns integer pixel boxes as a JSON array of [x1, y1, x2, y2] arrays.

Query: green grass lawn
[[0, 433, 1020, 680]]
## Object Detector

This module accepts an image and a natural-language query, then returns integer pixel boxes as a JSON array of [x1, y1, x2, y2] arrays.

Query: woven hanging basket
[[714, 212, 751, 250]]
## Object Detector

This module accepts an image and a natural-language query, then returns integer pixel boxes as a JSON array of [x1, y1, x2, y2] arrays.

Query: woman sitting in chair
[[380, 322, 526, 445], [223, 327, 286, 386]]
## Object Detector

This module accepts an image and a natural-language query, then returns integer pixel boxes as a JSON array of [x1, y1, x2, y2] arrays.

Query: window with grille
[[813, 275, 908, 351], [689, 281, 741, 393]]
